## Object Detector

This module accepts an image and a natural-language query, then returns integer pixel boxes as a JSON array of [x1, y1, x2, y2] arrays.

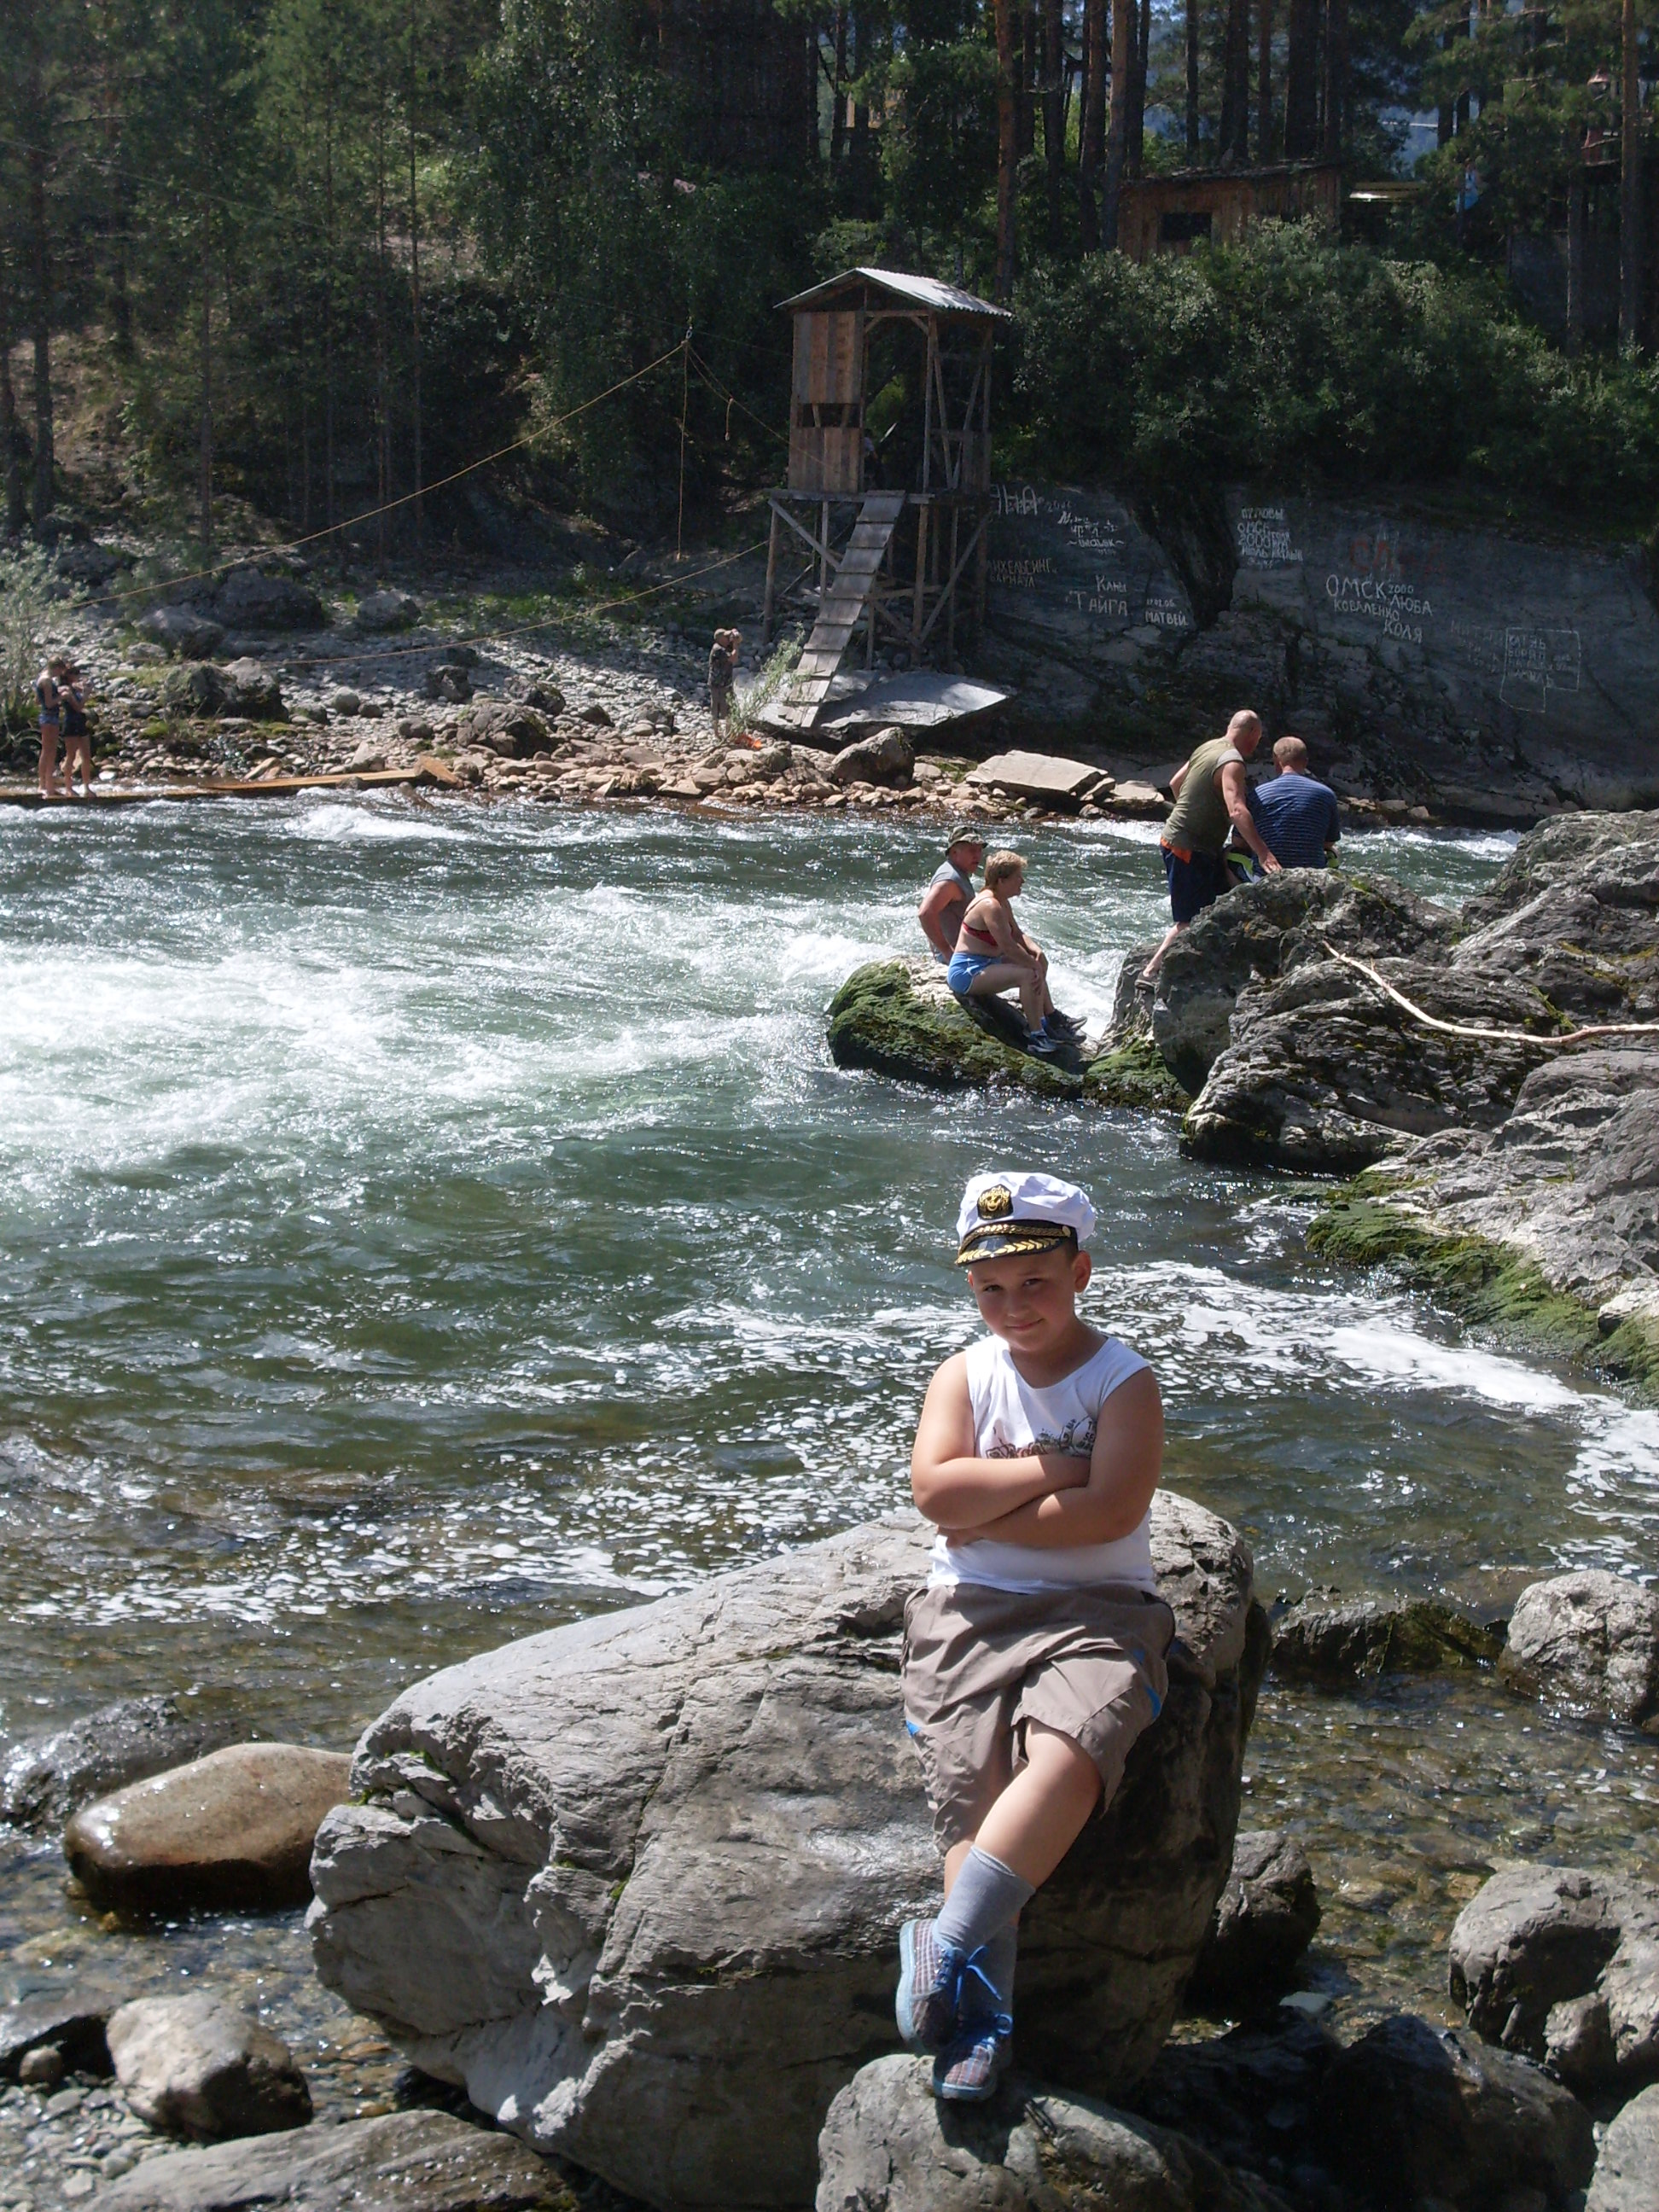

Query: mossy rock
[[1271, 1595, 1504, 1683], [827, 961, 1086, 1098], [1084, 1032, 1190, 1113], [140, 719, 168, 742], [1309, 1178, 1659, 1400]]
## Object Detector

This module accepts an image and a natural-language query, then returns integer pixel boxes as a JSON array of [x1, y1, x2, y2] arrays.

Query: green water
[[0, 797, 1653, 2111]]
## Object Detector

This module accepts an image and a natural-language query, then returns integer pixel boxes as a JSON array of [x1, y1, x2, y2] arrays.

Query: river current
[[2, 797, 1656, 2128]]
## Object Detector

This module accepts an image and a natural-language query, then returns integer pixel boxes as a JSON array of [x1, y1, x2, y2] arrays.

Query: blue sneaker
[[933, 2012, 1014, 2102], [895, 1918, 963, 2052]]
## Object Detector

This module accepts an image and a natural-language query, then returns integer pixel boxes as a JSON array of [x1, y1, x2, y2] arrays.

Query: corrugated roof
[[778, 267, 1012, 320]]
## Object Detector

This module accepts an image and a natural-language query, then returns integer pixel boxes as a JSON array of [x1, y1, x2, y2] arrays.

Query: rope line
[[82, 341, 689, 610], [1320, 942, 1659, 1049]]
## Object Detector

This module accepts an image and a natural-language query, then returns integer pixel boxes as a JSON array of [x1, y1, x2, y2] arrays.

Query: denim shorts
[[946, 952, 999, 994]]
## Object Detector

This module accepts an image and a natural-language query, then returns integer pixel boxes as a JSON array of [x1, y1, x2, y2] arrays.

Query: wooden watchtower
[[760, 269, 1010, 729]]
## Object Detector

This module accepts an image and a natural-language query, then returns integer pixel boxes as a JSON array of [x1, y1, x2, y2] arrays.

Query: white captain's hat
[[954, 1170, 1097, 1267]]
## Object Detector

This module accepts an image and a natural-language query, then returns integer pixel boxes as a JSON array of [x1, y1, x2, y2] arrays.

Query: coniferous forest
[[2, 0, 1658, 554]]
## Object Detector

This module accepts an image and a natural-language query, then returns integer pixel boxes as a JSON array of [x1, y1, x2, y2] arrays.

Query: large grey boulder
[[814, 2052, 1293, 2212], [1449, 1864, 1659, 2093], [218, 656, 287, 721], [1, 1692, 236, 1832], [210, 565, 324, 632], [1587, 2083, 1659, 2212], [454, 701, 551, 759], [1499, 1570, 1659, 1732], [95, 2110, 568, 2212], [107, 1993, 311, 2137], [353, 589, 421, 632], [1312, 2012, 1596, 2209], [829, 726, 913, 787], [1187, 1831, 1320, 2007], [138, 605, 224, 659], [308, 1503, 1266, 2212]]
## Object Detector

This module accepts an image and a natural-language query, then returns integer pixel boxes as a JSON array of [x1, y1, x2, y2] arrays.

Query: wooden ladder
[[783, 491, 905, 725]]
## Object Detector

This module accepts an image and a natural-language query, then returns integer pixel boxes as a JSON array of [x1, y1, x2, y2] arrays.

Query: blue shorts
[[1161, 843, 1231, 925], [946, 952, 999, 995]]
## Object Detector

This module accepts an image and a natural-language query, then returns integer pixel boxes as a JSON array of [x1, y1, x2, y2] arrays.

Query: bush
[[1013, 224, 1659, 528], [0, 550, 73, 735]]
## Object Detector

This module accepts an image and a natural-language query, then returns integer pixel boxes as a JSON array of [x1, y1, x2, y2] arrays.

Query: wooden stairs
[[783, 491, 905, 725]]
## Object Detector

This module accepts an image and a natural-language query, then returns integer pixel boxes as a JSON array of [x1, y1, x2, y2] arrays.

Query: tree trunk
[[1566, 166, 1585, 354], [1128, 0, 1150, 174], [409, 0, 423, 550], [199, 218, 213, 556], [1621, 0, 1644, 347], [28, 144, 53, 524], [1044, 0, 1065, 247], [1321, 0, 1348, 161], [1256, 0, 1273, 159], [1284, 0, 1319, 159], [830, 7, 847, 168], [1079, 0, 1107, 248], [995, 0, 1019, 294], [1220, 0, 1251, 163], [1017, 3, 1037, 160], [1185, 0, 1200, 158], [1, 316, 26, 538], [1103, 0, 1132, 243]]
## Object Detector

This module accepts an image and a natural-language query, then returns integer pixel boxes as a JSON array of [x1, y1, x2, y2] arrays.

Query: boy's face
[[965, 1243, 1091, 1353]]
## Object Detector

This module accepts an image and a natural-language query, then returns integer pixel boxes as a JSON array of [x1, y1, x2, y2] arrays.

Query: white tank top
[[928, 1333, 1157, 1595]]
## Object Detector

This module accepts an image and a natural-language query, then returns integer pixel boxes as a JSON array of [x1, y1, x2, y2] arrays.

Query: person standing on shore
[[1247, 736, 1340, 870], [34, 655, 69, 799], [918, 824, 986, 963], [708, 628, 738, 741], [1141, 710, 1279, 982], [61, 665, 94, 799]]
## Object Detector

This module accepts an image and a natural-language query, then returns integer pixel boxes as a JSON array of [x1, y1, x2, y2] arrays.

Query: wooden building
[[1117, 163, 1342, 263], [762, 268, 1010, 728]]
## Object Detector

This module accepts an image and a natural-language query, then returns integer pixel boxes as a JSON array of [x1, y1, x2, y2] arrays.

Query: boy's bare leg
[[961, 1722, 1101, 1890]]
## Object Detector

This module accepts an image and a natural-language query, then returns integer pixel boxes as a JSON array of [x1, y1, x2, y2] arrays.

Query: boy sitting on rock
[[899, 1170, 1173, 2101]]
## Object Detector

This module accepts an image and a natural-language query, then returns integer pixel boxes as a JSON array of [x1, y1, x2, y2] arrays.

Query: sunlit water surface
[[1, 800, 1654, 2125]]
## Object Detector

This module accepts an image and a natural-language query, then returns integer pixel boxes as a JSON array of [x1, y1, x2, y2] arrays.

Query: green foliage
[[1015, 222, 1659, 525], [731, 639, 800, 738], [0, 549, 70, 732]]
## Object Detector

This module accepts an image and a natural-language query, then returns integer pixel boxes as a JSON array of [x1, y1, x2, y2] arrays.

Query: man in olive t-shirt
[[1141, 710, 1280, 981]]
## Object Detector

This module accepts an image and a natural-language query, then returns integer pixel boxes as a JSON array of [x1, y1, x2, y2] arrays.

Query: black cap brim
[[955, 1223, 1077, 1267]]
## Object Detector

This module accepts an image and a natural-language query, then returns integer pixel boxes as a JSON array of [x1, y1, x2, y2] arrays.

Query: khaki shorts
[[902, 1579, 1174, 1853]]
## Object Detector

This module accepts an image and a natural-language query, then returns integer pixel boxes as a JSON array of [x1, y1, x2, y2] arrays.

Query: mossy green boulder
[[827, 962, 1085, 1098]]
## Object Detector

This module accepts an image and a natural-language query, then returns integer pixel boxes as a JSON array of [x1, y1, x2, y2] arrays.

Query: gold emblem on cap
[[977, 1183, 1014, 1220]]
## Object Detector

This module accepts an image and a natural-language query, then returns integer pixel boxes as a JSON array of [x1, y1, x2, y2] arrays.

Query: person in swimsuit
[[60, 665, 93, 798], [35, 655, 69, 799], [946, 850, 1073, 1055]]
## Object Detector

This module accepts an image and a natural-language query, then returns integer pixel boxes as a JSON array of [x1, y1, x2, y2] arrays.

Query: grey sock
[[935, 1846, 1034, 1962]]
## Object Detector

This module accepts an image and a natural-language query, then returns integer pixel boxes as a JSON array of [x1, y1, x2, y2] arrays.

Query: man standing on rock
[[1142, 710, 1279, 981], [896, 1171, 1173, 2104], [1248, 736, 1341, 871], [917, 824, 985, 963]]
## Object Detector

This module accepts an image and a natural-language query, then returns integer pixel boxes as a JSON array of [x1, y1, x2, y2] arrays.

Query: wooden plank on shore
[[0, 758, 461, 808]]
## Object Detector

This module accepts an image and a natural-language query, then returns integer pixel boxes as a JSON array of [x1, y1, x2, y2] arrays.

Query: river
[[1, 796, 1656, 2143]]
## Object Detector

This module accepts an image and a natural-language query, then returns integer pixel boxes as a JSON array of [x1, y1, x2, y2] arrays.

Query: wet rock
[[1, 1692, 236, 1831], [456, 701, 551, 759], [354, 590, 421, 632], [65, 1742, 352, 1912], [96, 2109, 569, 2212], [1271, 1598, 1503, 1684], [1499, 1570, 1659, 1732], [108, 1993, 311, 2138], [1587, 2083, 1659, 2212], [308, 1502, 1264, 2212], [964, 749, 1109, 808], [1188, 1831, 1320, 2007], [1127, 2011, 1336, 2200], [814, 2052, 1293, 2212], [211, 566, 324, 632], [138, 607, 224, 659], [1313, 2012, 1595, 2210], [827, 958, 1086, 1100], [0, 1994, 116, 2082], [829, 725, 912, 788], [1449, 1864, 1659, 2093]]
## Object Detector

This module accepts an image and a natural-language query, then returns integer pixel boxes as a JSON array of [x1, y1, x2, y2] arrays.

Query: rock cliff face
[[308, 1502, 1266, 2212], [983, 483, 1659, 819], [1149, 813, 1658, 1389]]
